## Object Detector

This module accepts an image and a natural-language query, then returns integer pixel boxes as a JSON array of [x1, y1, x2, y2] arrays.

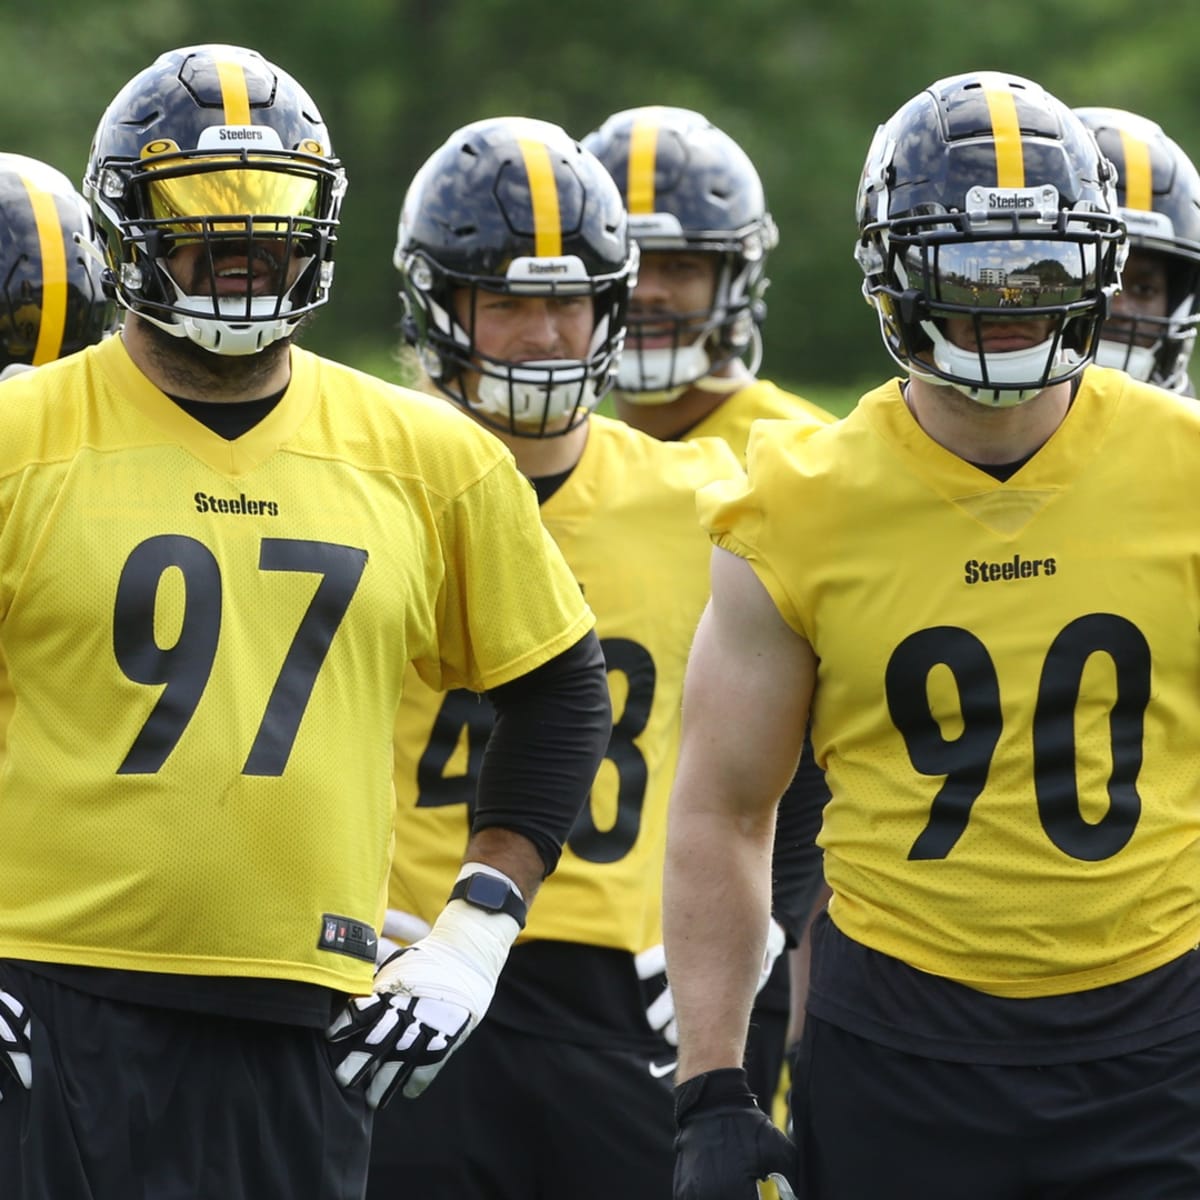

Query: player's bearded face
[[134, 304, 294, 391]]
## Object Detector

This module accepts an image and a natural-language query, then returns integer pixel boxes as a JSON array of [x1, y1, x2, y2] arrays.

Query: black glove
[[673, 1067, 800, 1199]]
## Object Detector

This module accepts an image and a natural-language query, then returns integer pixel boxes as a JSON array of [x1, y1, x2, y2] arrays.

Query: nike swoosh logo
[[649, 1060, 677, 1079]]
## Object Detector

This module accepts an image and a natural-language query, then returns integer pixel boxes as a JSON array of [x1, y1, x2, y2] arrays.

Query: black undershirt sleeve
[[770, 730, 830, 944], [477, 629, 612, 876]]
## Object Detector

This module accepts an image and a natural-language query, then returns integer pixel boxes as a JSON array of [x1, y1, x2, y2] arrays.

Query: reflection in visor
[[0, 302, 40, 358], [145, 166, 319, 237], [905, 239, 1100, 310]]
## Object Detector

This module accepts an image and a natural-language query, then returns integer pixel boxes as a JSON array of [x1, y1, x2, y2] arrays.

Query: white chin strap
[[473, 360, 597, 429], [141, 267, 309, 356], [616, 343, 711, 405], [171, 294, 297, 356], [923, 322, 1082, 408], [1093, 338, 1157, 383], [692, 372, 747, 395]]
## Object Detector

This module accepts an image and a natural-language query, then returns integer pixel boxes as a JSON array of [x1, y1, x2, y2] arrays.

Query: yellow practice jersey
[[0, 336, 592, 994], [683, 379, 835, 459], [699, 367, 1200, 998], [391, 415, 741, 951]]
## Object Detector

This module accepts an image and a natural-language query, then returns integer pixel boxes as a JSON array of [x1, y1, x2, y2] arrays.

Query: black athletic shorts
[[791, 1014, 1200, 1198], [0, 963, 371, 1200], [366, 1014, 676, 1200]]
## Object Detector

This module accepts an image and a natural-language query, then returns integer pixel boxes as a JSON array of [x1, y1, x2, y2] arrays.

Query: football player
[[0, 152, 117, 764], [0, 46, 611, 1200], [585, 104, 833, 1124], [0, 151, 115, 381], [664, 71, 1200, 1198], [582, 105, 835, 453], [1074, 106, 1200, 395], [364, 115, 799, 1200]]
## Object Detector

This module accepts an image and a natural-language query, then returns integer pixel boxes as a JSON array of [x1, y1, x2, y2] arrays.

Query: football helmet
[[583, 105, 777, 402], [395, 116, 635, 437], [855, 72, 1126, 406], [82, 44, 346, 356], [0, 153, 115, 380], [1074, 106, 1200, 393]]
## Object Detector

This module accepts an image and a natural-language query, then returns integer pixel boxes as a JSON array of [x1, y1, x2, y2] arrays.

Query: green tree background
[[5, 0, 1197, 410]]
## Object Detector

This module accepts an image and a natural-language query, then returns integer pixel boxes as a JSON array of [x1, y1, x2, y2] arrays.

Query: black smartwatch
[[449, 873, 528, 928]]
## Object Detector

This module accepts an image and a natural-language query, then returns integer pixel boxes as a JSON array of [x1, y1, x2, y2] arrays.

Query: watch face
[[468, 875, 510, 910], [452, 872, 526, 927]]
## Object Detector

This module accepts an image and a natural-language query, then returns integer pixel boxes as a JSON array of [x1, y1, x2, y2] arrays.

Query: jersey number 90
[[886, 613, 1150, 863]]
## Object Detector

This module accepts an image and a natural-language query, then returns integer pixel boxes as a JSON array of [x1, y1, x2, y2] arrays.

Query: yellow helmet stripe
[[983, 85, 1025, 189], [516, 136, 562, 257], [1118, 129, 1153, 212], [21, 177, 67, 366], [215, 57, 252, 127], [627, 114, 660, 215]]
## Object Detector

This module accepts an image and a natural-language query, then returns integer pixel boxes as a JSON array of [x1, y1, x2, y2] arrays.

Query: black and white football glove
[[673, 1068, 799, 1200], [0, 989, 32, 1101], [327, 873, 521, 1109], [634, 942, 679, 1046], [637, 918, 788, 1049]]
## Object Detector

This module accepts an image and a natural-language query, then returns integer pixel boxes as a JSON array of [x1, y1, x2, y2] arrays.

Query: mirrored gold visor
[[145, 167, 320, 235], [908, 239, 1100, 310]]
